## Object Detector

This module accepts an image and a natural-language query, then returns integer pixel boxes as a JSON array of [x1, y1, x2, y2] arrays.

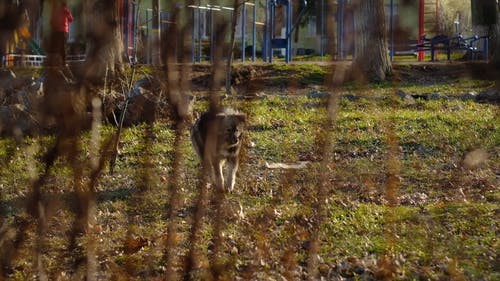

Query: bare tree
[[471, 0, 499, 65], [351, 0, 392, 82], [473, 0, 500, 90], [83, 0, 125, 82], [225, 0, 245, 95], [492, 2, 500, 67], [492, 2, 500, 96]]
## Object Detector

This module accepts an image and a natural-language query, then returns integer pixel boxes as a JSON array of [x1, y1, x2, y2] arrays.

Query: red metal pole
[[418, 0, 425, 61]]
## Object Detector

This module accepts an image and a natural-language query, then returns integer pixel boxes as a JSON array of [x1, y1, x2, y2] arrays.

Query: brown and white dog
[[190, 108, 246, 191]]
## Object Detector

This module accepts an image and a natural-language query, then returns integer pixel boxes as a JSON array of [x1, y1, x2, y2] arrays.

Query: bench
[[414, 34, 489, 61]]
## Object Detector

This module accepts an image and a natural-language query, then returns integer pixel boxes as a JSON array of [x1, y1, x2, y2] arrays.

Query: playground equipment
[[418, 0, 439, 61], [142, 8, 171, 64], [264, 0, 307, 63], [265, 0, 291, 62], [189, 4, 231, 63], [389, 0, 394, 61], [241, 2, 262, 62], [4, 0, 490, 68], [189, 1, 261, 63], [1, 53, 85, 68], [413, 0, 489, 61], [336, 0, 398, 61], [336, 0, 346, 60], [415, 34, 489, 61]]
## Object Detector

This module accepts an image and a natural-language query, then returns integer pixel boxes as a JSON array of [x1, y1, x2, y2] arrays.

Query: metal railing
[[1, 54, 86, 67]]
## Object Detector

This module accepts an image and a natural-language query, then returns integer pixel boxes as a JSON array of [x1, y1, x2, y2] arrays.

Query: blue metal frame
[[198, 1, 202, 62], [389, 0, 394, 61], [263, 0, 268, 61], [191, 0, 207, 63], [337, 0, 345, 60], [267, 0, 293, 63], [242, 3, 246, 61], [236, 2, 259, 62], [240, 2, 257, 62], [285, 0, 292, 63], [252, 3, 257, 61], [320, 0, 325, 60], [190, 1, 258, 63], [209, 9, 214, 62], [191, 8, 195, 62]]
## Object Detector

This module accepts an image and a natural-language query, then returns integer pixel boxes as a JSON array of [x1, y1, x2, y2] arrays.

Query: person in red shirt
[[49, 0, 73, 66]]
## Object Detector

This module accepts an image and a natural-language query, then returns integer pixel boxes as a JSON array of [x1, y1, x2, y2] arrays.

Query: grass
[[0, 79, 499, 280], [250, 63, 330, 87], [322, 202, 498, 279]]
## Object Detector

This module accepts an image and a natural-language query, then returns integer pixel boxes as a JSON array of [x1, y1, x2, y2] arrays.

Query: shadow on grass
[[0, 188, 134, 216]]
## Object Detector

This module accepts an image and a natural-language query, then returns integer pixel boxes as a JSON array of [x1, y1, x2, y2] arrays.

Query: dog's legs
[[214, 159, 225, 190], [224, 156, 239, 192]]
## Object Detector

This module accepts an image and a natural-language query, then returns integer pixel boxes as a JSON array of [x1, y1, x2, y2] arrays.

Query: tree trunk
[[492, 2, 500, 68], [351, 0, 391, 82], [493, 2, 500, 94], [83, 0, 124, 83], [225, 0, 243, 95]]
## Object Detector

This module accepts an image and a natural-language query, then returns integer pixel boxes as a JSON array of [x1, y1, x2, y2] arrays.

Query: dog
[[190, 108, 246, 192]]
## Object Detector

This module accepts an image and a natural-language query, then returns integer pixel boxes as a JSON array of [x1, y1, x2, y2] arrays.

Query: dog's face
[[217, 113, 245, 148]]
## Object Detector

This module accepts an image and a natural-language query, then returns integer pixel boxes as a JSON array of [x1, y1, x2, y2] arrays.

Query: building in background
[[4, 0, 485, 66]]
